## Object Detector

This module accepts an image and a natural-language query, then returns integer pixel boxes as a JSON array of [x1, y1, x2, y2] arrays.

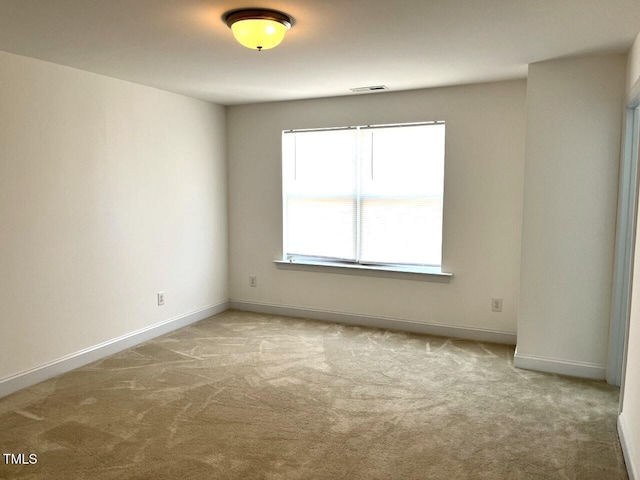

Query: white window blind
[[282, 122, 445, 267]]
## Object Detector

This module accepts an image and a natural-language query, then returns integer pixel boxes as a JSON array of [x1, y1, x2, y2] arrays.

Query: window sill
[[274, 259, 453, 282]]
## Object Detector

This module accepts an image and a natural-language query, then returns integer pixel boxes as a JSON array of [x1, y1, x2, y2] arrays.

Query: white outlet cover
[[491, 298, 502, 312]]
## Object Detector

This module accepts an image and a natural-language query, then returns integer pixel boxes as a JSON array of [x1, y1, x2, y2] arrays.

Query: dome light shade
[[224, 9, 293, 51]]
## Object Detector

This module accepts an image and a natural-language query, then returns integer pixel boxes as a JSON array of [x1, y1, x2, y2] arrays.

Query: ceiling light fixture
[[224, 8, 293, 51]]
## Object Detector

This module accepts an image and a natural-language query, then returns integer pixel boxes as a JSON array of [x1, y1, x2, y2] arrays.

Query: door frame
[[611, 81, 640, 398]]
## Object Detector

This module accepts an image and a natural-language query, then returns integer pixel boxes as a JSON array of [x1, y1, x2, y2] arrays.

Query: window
[[282, 122, 445, 270]]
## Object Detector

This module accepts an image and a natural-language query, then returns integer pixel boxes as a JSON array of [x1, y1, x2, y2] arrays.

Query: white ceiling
[[0, 0, 639, 105]]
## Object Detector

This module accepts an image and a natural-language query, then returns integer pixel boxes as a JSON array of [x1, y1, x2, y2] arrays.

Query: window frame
[[279, 121, 452, 279]]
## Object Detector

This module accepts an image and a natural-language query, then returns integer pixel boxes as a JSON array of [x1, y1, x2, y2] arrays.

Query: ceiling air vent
[[350, 85, 388, 93]]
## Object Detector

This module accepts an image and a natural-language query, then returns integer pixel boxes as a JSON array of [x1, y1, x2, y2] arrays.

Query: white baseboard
[[0, 301, 229, 399], [619, 414, 638, 480], [513, 347, 606, 380], [229, 300, 516, 345]]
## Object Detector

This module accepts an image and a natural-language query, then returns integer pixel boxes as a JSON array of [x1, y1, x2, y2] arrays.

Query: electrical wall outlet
[[491, 297, 502, 312], [157, 292, 165, 306], [249, 275, 258, 287]]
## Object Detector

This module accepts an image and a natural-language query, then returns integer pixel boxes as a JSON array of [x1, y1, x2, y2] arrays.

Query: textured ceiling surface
[[0, 0, 639, 105]]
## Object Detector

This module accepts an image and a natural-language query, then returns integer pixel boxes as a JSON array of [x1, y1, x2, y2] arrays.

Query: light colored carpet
[[0, 310, 627, 479]]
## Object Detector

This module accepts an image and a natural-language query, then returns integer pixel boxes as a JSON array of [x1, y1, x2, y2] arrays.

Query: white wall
[[627, 33, 640, 94], [228, 81, 526, 338], [619, 31, 640, 480], [516, 54, 626, 379], [0, 51, 228, 382]]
